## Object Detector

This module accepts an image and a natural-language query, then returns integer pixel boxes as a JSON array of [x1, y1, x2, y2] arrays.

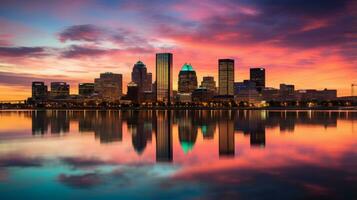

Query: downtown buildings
[[27, 52, 339, 107]]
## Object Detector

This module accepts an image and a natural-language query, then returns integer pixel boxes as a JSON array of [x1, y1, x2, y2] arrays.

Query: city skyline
[[0, 0, 355, 100]]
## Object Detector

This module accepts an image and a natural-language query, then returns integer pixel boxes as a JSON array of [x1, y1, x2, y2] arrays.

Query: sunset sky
[[0, 0, 356, 100]]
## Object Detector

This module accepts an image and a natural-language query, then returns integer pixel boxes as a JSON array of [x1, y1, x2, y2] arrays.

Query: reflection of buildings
[[219, 111, 235, 157], [155, 111, 173, 162], [32, 111, 49, 135], [50, 111, 70, 134], [127, 111, 153, 155], [78, 111, 123, 143], [178, 115, 198, 154], [235, 111, 266, 147]]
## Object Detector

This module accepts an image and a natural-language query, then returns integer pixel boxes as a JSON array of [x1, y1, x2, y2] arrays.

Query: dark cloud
[[0, 46, 46, 57], [59, 24, 104, 43], [149, 0, 356, 50], [0, 71, 75, 87], [0, 155, 43, 167], [58, 173, 102, 189], [60, 45, 111, 58]]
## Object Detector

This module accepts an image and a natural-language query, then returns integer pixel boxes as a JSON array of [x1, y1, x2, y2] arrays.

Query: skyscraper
[[178, 63, 197, 94], [156, 53, 173, 103], [94, 72, 122, 101], [250, 68, 265, 92], [50, 82, 70, 98], [32, 81, 48, 100], [218, 59, 234, 96], [200, 76, 217, 93], [131, 61, 152, 92]]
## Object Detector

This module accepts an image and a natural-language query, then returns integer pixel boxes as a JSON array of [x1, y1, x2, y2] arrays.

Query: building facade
[[218, 59, 235, 96], [178, 63, 197, 94], [131, 61, 152, 93], [50, 82, 70, 98], [79, 83, 95, 96], [250, 68, 265, 92], [156, 53, 173, 103], [94, 72, 122, 101], [32, 82, 48, 100], [200, 76, 216, 93]]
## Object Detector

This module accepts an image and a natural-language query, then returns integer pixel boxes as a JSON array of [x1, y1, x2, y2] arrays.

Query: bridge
[[0, 100, 26, 104]]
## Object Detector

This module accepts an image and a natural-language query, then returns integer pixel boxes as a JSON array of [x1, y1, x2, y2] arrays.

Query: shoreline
[[1, 106, 357, 111]]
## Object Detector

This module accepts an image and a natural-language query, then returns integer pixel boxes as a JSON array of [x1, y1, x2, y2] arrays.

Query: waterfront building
[[218, 59, 235, 96], [126, 82, 140, 104], [50, 82, 70, 98], [156, 53, 173, 103], [32, 81, 48, 100], [250, 68, 265, 92], [178, 63, 197, 94], [200, 76, 217, 94], [78, 83, 95, 96], [94, 72, 122, 101]]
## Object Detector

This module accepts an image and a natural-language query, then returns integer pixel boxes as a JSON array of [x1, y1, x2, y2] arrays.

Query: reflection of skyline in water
[[26, 110, 357, 161], [1, 110, 357, 199]]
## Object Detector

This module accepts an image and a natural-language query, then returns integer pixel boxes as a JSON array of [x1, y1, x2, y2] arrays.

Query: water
[[0, 110, 356, 199]]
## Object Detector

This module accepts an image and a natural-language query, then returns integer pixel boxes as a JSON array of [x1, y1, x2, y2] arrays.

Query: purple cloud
[[0, 46, 46, 57]]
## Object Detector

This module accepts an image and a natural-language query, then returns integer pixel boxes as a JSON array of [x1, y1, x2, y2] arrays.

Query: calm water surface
[[0, 110, 356, 199]]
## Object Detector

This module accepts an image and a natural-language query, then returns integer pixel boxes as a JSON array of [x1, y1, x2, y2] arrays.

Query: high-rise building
[[250, 68, 265, 92], [200, 76, 216, 93], [156, 53, 173, 103], [78, 83, 95, 96], [32, 81, 48, 100], [50, 82, 70, 98], [178, 63, 197, 94], [218, 59, 234, 96], [94, 72, 122, 101], [131, 61, 152, 93]]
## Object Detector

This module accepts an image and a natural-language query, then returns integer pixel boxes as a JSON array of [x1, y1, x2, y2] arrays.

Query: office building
[[131, 61, 152, 93], [126, 82, 140, 104], [32, 82, 48, 100], [218, 59, 234, 96], [250, 68, 265, 92], [178, 63, 197, 94], [78, 83, 95, 96], [94, 72, 122, 101], [50, 82, 70, 98], [200, 76, 216, 93], [156, 53, 173, 103]]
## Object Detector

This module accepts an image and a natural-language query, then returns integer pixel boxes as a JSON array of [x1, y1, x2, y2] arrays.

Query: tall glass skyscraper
[[218, 59, 235, 96], [156, 53, 173, 103]]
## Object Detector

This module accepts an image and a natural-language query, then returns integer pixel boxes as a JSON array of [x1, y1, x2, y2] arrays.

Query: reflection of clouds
[[0, 154, 44, 167], [0, 169, 8, 182], [173, 164, 356, 200], [60, 156, 116, 170], [57, 164, 181, 191], [58, 173, 102, 189]]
